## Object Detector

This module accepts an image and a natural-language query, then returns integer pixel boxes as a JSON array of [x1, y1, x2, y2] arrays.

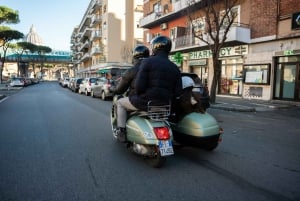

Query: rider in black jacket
[[130, 37, 182, 111]]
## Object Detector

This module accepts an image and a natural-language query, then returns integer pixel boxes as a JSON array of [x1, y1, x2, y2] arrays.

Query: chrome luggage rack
[[146, 101, 171, 121]]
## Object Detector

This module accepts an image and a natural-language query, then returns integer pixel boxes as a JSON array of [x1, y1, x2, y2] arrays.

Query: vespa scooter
[[111, 96, 174, 168]]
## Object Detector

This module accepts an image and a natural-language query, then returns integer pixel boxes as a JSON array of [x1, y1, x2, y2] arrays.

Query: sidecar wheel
[[145, 153, 166, 168]]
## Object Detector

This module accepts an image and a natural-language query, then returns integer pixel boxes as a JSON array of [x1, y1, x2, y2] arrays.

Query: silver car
[[78, 77, 98, 96], [91, 77, 117, 100]]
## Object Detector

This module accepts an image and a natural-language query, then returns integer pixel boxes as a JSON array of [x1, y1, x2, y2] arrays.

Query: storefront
[[274, 51, 300, 101], [220, 57, 243, 95], [189, 59, 208, 86], [188, 45, 248, 96]]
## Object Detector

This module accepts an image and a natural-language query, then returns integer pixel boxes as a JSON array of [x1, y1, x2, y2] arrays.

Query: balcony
[[140, 12, 160, 27], [79, 40, 90, 51], [91, 14, 102, 26], [171, 25, 250, 51], [91, 46, 102, 55], [139, 0, 208, 28], [80, 52, 91, 62], [91, 0, 102, 10], [91, 30, 102, 41]]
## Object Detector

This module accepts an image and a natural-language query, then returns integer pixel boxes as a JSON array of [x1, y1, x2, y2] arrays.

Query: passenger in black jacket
[[115, 36, 182, 142], [114, 45, 150, 142], [114, 45, 149, 96]]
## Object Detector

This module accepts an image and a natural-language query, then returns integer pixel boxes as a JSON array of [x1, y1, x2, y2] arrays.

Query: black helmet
[[150, 35, 172, 55], [132, 45, 150, 59]]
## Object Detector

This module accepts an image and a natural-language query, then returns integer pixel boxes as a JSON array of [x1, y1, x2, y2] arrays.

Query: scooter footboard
[[126, 116, 172, 145]]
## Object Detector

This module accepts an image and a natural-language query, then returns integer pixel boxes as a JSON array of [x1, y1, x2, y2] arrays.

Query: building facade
[[139, 0, 300, 102], [71, 0, 144, 77]]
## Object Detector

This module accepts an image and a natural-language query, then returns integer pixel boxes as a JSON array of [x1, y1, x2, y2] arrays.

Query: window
[[154, 33, 160, 38], [153, 2, 162, 17], [243, 64, 271, 85], [170, 27, 177, 40], [192, 17, 206, 33], [220, 6, 240, 28]]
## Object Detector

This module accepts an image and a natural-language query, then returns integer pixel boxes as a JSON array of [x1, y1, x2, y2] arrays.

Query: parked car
[[78, 77, 98, 96], [67, 78, 75, 89], [9, 77, 25, 87], [61, 78, 70, 88], [70, 78, 83, 93], [91, 77, 118, 100]]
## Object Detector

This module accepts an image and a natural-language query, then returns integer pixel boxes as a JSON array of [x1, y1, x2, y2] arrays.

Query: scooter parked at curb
[[111, 96, 174, 168]]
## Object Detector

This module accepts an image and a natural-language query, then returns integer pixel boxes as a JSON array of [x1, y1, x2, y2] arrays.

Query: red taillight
[[153, 127, 170, 140], [107, 80, 111, 87], [88, 81, 91, 86]]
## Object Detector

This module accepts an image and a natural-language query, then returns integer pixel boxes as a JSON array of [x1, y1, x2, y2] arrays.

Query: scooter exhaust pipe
[[132, 143, 150, 155]]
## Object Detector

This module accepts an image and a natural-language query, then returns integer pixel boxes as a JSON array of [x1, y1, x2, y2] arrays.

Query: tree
[[186, 0, 241, 103], [0, 29, 24, 83], [11, 41, 36, 76], [0, 6, 20, 82], [36, 45, 52, 79], [0, 6, 19, 24]]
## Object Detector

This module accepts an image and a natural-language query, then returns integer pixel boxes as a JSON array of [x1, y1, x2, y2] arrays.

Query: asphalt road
[[0, 82, 299, 201]]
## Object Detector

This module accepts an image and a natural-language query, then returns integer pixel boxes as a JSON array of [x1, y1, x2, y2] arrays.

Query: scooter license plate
[[159, 140, 174, 156]]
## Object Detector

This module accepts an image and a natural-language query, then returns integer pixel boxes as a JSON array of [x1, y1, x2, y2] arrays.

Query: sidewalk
[[213, 95, 300, 112], [0, 83, 23, 101]]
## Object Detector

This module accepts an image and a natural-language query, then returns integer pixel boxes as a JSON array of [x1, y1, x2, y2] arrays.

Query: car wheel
[[101, 91, 106, 100]]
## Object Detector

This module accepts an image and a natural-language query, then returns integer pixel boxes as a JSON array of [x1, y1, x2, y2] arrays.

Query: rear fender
[[126, 116, 172, 144]]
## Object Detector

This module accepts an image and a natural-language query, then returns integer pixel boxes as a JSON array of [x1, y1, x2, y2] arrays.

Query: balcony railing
[[91, 14, 102, 26], [140, 0, 203, 27], [171, 25, 250, 51], [91, 0, 102, 9], [79, 40, 90, 51], [91, 30, 102, 40], [91, 47, 102, 55], [81, 52, 91, 62]]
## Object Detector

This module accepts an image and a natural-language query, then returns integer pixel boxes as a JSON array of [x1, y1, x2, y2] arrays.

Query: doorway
[[274, 63, 300, 101]]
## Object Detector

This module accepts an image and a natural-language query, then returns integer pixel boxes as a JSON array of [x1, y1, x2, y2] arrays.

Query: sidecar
[[169, 112, 223, 151]]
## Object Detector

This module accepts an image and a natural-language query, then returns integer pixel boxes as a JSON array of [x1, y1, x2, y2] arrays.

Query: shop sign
[[189, 45, 248, 60], [284, 50, 295, 56], [189, 59, 207, 66]]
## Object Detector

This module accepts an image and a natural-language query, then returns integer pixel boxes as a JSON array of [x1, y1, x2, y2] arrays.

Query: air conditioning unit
[[160, 23, 168, 30]]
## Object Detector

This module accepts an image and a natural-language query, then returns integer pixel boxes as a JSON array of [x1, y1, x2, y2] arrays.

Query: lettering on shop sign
[[189, 45, 248, 60]]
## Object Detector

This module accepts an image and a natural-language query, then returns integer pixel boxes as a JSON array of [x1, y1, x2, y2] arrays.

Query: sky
[[1, 0, 90, 51]]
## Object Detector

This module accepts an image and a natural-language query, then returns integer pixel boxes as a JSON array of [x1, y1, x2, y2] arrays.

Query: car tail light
[[204, 86, 209, 94], [88, 81, 91, 86], [218, 127, 224, 142], [153, 127, 170, 140], [106, 80, 111, 87]]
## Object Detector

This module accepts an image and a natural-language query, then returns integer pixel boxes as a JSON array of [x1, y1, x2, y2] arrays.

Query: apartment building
[[71, 0, 144, 77], [139, 0, 300, 102]]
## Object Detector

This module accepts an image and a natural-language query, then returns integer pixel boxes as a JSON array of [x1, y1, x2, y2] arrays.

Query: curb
[[0, 94, 6, 100], [210, 104, 256, 112]]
